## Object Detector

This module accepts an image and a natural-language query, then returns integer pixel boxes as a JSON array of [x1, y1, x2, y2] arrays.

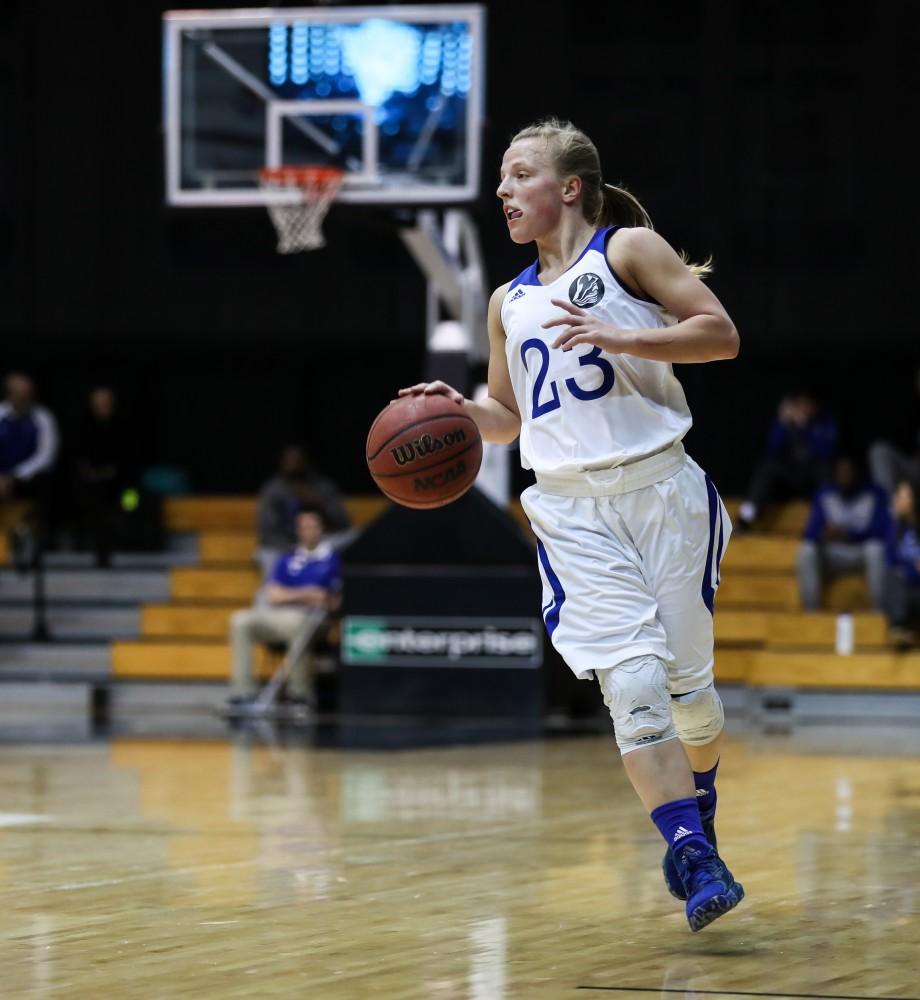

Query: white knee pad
[[597, 655, 677, 755], [670, 684, 724, 746]]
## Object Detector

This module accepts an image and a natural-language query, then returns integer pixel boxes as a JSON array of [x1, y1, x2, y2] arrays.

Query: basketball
[[366, 394, 483, 509]]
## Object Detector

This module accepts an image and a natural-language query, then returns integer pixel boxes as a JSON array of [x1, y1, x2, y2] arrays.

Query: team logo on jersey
[[568, 273, 604, 308]]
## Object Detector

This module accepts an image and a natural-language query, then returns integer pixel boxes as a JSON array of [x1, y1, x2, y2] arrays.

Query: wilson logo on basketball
[[415, 461, 467, 492], [390, 428, 467, 467], [568, 273, 604, 308]]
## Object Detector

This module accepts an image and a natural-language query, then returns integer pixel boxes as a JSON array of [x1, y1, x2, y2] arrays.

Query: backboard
[[163, 5, 485, 207]]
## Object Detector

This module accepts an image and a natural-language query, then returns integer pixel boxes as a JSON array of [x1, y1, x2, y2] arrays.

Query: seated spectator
[[797, 456, 890, 611], [737, 390, 838, 532], [0, 373, 59, 531], [884, 480, 920, 646], [228, 504, 341, 713], [868, 366, 920, 495], [72, 386, 133, 567], [256, 444, 351, 577]]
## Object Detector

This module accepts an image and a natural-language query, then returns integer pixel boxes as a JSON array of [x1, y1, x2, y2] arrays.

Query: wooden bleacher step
[[165, 497, 258, 533], [720, 537, 799, 573], [766, 612, 886, 650], [116, 637, 920, 688], [142, 604, 236, 639], [112, 640, 273, 680], [714, 611, 768, 645], [198, 533, 256, 564], [713, 647, 754, 682], [164, 495, 390, 534], [171, 567, 260, 601], [714, 611, 888, 651], [717, 574, 800, 610], [746, 651, 920, 689], [723, 499, 810, 536], [713, 649, 920, 688]]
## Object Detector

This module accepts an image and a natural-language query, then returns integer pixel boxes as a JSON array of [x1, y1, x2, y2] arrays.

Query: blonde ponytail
[[598, 182, 653, 230], [511, 118, 712, 279], [600, 182, 711, 279], [681, 253, 714, 280]]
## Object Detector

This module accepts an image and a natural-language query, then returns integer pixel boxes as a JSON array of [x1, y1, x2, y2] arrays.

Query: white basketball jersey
[[501, 226, 693, 475]]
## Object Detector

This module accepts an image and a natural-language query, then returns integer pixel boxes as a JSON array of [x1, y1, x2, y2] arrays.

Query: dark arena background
[[2, 2, 920, 997]]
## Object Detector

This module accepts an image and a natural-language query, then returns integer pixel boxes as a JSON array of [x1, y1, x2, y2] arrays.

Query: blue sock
[[650, 797, 709, 853], [693, 760, 719, 823]]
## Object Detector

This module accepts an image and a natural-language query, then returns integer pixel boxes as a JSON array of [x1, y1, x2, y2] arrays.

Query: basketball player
[[399, 119, 743, 931]]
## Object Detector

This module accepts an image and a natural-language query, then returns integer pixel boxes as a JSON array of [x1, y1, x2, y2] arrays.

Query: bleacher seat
[[110, 495, 911, 693]]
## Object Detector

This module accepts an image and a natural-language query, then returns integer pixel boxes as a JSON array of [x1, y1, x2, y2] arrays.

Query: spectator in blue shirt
[[796, 456, 890, 610], [229, 503, 341, 712], [0, 373, 59, 503], [256, 444, 352, 578], [884, 480, 920, 646], [737, 391, 838, 532]]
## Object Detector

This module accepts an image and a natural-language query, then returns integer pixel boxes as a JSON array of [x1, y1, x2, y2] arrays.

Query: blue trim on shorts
[[702, 475, 719, 614], [714, 503, 725, 586], [536, 540, 565, 637]]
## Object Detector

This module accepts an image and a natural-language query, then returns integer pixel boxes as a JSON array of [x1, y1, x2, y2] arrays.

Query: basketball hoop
[[258, 166, 345, 254]]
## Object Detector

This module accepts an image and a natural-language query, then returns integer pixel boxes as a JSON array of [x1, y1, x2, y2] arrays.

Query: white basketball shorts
[[520, 444, 730, 695]]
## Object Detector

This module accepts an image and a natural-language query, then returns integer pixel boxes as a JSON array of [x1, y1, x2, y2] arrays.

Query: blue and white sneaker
[[670, 842, 744, 932], [663, 814, 716, 900]]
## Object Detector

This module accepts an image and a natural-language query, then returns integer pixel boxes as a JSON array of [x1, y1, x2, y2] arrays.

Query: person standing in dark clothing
[[737, 392, 838, 532], [72, 387, 132, 567]]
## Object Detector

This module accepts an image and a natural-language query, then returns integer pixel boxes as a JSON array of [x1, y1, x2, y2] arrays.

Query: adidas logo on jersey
[[509, 287, 526, 302], [673, 826, 694, 842]]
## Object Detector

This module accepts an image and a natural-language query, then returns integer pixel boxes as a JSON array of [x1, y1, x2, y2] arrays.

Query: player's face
[[496, 140, 565, 244]]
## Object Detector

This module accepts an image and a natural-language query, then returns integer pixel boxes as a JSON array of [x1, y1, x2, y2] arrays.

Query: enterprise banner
[[343, 616, 543, 669]]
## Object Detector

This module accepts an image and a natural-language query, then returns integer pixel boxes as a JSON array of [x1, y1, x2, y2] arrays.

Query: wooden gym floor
[[0, 723, 919, 999]]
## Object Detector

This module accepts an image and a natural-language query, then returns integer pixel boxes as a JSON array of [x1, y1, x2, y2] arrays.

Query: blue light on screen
[[268, 24, 288, 87], [341, 19, 421, 105], [420, 33, 442, 86], [264, 19, 473, 106], [291, 23, 308, 85]]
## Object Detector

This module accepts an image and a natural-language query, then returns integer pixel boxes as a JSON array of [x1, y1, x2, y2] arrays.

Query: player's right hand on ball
[[396, 381, 465, 404]]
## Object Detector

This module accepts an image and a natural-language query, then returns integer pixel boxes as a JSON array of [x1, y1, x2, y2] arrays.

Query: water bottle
[[835, 611, 854, 655]]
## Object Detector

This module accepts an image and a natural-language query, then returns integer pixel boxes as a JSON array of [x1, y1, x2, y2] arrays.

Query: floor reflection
[[0, 722, 918, 998]]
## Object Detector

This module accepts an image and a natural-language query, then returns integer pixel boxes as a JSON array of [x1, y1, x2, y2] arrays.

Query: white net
[[258, 167, 344, 254]]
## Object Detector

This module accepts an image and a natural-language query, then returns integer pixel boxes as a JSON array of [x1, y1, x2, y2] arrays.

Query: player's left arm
[[544, 228, 739, 363]]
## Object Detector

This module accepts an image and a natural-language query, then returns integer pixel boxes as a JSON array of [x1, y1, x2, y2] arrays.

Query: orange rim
[[258, 166, 344, 190]]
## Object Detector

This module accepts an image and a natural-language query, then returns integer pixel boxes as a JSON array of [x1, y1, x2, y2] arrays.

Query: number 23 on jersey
[[520, 339, 615, 419]]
